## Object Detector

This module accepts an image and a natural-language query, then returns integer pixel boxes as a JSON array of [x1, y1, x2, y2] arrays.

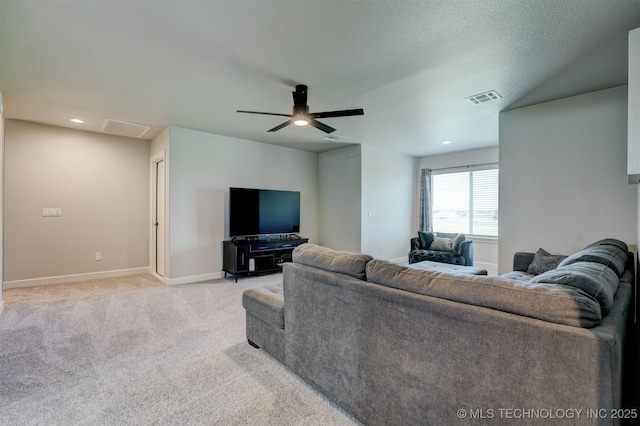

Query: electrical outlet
[[42, 208, 62, 217], [95, 253, 102, 261]]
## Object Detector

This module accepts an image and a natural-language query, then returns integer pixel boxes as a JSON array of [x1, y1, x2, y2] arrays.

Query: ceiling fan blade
[[309, 119, 336, 134], [237, 110, 292, 118], [268, 119, 294, 132], [310, 108, 365, 119]]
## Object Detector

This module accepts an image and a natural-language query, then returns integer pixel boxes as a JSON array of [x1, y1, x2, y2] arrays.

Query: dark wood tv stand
[[222, 235, 308, 282]]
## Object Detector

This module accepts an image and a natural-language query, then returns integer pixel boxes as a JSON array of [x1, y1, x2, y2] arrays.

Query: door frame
[[150, 150, 167, 280]]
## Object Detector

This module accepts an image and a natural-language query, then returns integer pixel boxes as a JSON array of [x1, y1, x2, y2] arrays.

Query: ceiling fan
[[237, 84, 364, 134]]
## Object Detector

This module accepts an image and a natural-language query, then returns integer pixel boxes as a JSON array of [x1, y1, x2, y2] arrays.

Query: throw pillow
[[418, 231, 434, 250], [430, 236, 454, 252], [452, 233, 465, 253], [527, 248, 567, 275], [435, 232, 465, 253]]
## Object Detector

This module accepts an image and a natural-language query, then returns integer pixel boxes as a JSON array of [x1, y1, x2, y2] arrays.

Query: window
[[431, 168, 498, 237]]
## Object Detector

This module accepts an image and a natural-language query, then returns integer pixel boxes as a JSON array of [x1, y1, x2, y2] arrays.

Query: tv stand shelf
[[222, 236, 308, 282]]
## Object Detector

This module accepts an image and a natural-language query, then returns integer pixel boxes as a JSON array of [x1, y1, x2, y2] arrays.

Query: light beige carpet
[[0, 273, 359, 425]]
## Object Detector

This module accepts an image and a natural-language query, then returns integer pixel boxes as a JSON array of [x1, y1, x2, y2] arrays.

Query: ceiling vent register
[[466, 90, 502, 105], [102, 119, 151, 138]]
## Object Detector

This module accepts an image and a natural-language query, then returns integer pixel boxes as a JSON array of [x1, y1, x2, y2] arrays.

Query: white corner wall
[[4, 120, 151, 286], [318, 145, 362, 252], [361, 144, 416, 259], [166, 127, 319, 283], [499, 86, 637, 273]]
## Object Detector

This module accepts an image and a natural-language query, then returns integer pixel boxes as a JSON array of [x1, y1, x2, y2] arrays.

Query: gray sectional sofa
[[242, 240, 637, 425]]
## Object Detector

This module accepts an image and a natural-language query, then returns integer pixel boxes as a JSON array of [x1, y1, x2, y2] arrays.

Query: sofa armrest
[[457, 240, 473, 266], [513, 252, 535, 272]]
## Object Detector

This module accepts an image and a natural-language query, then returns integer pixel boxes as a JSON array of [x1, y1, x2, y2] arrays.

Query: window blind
[[432, 168, 498, 236]]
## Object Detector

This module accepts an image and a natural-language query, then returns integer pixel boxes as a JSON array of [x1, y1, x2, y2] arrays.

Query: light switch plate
[[42, 208, 62, 217]]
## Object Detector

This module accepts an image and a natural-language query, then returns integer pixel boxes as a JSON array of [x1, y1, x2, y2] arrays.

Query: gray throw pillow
[[527, 248, 567, 275], [430, 236, 453, 252], [435, 232, 465, 253], [530, 261, 619, 314], [452, 233, 465, 253]]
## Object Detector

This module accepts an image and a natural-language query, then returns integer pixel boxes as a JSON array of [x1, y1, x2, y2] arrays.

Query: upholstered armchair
[[409, 231, 474, 266]]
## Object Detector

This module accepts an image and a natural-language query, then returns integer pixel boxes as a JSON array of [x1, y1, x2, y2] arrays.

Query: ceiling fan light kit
[[237, 84, 364, 134]]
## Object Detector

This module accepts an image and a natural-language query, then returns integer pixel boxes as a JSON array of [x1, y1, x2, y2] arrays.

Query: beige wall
[[4, 120, 150, 285], [165, 126, 319, 283], [361, 144, 416, 259], [318, 145, 362, 252], [499, 86, 636, 273]]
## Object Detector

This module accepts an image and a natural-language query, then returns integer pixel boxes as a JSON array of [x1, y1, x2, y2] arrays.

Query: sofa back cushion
[[530, 261, 619, 314], [292, 243, 373, 280], [365, 259, 602, 328], [558, 239, 628, 277]]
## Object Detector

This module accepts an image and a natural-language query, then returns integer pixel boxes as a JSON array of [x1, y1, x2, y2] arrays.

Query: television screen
[[229, 188, 300, 237]]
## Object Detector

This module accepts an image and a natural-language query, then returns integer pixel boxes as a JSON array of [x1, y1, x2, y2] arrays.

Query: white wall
[[499, 86, 636, 273], [417, 146, 499, 271], [318, 145, 362, 252], [4, 120, 151, 286], [166, 126, 319, 282], [361, 144, 416, 259]]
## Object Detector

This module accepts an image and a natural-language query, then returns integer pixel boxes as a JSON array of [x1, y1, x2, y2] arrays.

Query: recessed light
[[442, 140, 452, 145], [70, 118, 84, 124]]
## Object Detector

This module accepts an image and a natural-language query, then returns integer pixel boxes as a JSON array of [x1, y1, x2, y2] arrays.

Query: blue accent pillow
[[418, 231, 434, 250]]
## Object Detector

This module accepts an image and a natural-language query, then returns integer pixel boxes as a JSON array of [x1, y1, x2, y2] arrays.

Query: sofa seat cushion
[[407, 260, 487, 275], [499, 270, 535, 282], [292, 243, 373, 280], [366, 259, 602, 328], [409, 250, 466, 265], [242, 284, 285, 329], [530, 261, 619, 314], [558, 239, 628, 277]]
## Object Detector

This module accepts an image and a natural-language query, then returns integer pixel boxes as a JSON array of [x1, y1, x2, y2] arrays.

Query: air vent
[[323, 135, 346, 141], [466, 90, 502, 105], [102, 119, 151, 138]]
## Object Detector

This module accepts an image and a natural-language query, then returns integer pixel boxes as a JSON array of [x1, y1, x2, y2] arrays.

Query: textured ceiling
[[1, 0, 639, 156]]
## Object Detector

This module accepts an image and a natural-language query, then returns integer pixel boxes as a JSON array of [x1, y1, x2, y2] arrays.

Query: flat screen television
[[229, 187, 300, 237]]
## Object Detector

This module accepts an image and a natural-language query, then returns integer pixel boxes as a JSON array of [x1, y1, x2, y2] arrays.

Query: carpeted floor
[[0, 273, 360, 425]]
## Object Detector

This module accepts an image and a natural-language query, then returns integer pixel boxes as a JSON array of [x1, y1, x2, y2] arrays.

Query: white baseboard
[[164, 272, 224, 286], [3, 267, 151, 289]]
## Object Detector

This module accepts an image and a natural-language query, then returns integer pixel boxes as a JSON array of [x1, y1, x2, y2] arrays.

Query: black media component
[[222, 237, 308, 282], [229, 187, 301, 237]]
